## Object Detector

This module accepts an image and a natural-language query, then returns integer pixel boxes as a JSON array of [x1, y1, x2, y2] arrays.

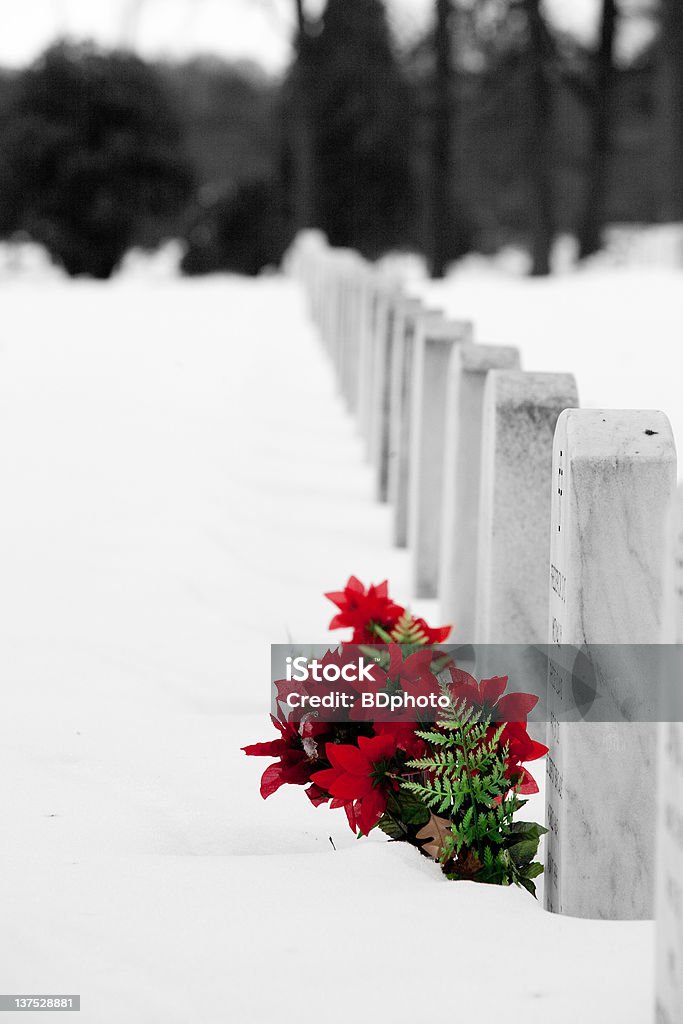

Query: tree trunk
[[431, 0, 455, 279], [525, 0, 554, 276], [290, 0, 315, 231], [658, 0, 683, 222], [577, 0, 617, 260]]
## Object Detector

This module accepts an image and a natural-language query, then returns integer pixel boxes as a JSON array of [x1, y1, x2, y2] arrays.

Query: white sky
[[0, 0, 648, 72]]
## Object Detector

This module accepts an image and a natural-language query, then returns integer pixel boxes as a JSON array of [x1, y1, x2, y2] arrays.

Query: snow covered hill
[[0, 272, 659, 1022]]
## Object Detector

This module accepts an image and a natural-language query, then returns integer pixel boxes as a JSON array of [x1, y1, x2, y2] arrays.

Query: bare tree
[[524, 0, 554, 275], [430, 0, 455, 278], [430, 0, 474, 278], [657, 0, 683, 221], [289, 0, 315, 231], [577, 0, 618, 259]]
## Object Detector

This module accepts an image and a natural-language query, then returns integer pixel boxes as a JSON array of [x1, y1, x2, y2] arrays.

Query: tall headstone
[[355, 270, 376, 448], [334, 251, 359, 409], [475, 371, 578, 645], [656, 484, 683, 1024], [385, 299, 421, 512], [321, 251, 338, 358], [367, 281, 398, 482], [657, 722, 683, 1024], [439, 345, 521, 637], [407, 319, 473, 598], [545, 410, 677, 920], [389, 308, 444, 548], [371, 290, 410, 503]]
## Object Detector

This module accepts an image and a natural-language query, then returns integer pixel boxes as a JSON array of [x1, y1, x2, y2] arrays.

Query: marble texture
[[355, 269, 376, 453], [332, 251, 360, 413], [382, 296, 423, 508], [656, 722, 683, 1024], [389, 308, 444, 549], [474, 371, 577, 716], [407, 319, 474, 598], [545, 409, 677, 921], [439, 345, 521, 638], [662, 484, 683, 646], [656, 486, 683, 1024], [367, 281, 399, 483], [369, 294, 420, 504]]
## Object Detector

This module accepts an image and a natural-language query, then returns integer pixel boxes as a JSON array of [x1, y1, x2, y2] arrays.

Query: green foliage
[[377, 790, 431, 840], [389, 611, 429, 647], [400, 690, 547, 896]]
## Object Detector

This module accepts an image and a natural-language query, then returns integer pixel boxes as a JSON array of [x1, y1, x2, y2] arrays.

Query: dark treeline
[[0, 0, 679, 278]]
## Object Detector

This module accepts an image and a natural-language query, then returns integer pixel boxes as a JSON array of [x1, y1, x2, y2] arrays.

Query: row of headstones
[[284, 231, 683, 1022]]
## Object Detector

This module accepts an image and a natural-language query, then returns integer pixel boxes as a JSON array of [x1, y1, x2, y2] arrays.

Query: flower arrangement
[[243, 576, 548, 895]]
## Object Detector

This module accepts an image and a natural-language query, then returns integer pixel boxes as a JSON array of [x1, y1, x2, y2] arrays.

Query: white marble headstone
[[438, 346, 521, 636], [407, 319, 473, 598], [656, 722, 683, 1024], [343, 258, 366, 417], [545, 410, 677, 921], [355, 270, 377, 450], [383, 296, 423, 507], [389, 308, 444, 549], [371, 293, 421, 504], [473, 370, 578, 717], [334, 251, 361, 412], [656, 484, 683, 1024], [367, 282, 398, 481]]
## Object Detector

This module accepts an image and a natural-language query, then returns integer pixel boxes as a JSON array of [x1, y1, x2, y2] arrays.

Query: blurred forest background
[[0, 0, 680, 279]]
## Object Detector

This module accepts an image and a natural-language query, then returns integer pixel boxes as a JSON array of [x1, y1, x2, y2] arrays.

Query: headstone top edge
[[392, 296, 424, 315], [423, 320, 474, 344], [485, 370, 578, 406], [457, 342, 520, 371], [558, 408, 676, 461]]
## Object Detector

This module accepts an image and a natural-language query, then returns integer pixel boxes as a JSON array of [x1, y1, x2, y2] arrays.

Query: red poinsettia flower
[[412, 616, 452, 644], [448, 669, 539, 723], [447, 668, 548, 794], [325, 576, 405, 642], [326, 576, 452, 645], [350, 643, 441, 722], [311, 733, 399, 836], [373, 720, 426, 760], [495, 721, 548, 795], [242, 709, 328, 801]]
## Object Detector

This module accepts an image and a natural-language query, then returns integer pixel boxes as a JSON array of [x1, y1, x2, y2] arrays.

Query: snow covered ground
[[0, 266, 669, 1022]]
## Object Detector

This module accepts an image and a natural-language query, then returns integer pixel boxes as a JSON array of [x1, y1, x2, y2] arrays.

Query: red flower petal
[[332, 743, 369, 775], [495, 692, 539, 722], [242, 739, 289, 757], [357, 732, 397, 762], [343, 801, 359, 832], [310, 766, 342, 790], [357, 787, 387, 836], [387, 643, 404, 679], [328, 773, 374, 801], [479, 676, 508, 706], [305, 783, 329, 807], [259, 762, 286, 799]]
